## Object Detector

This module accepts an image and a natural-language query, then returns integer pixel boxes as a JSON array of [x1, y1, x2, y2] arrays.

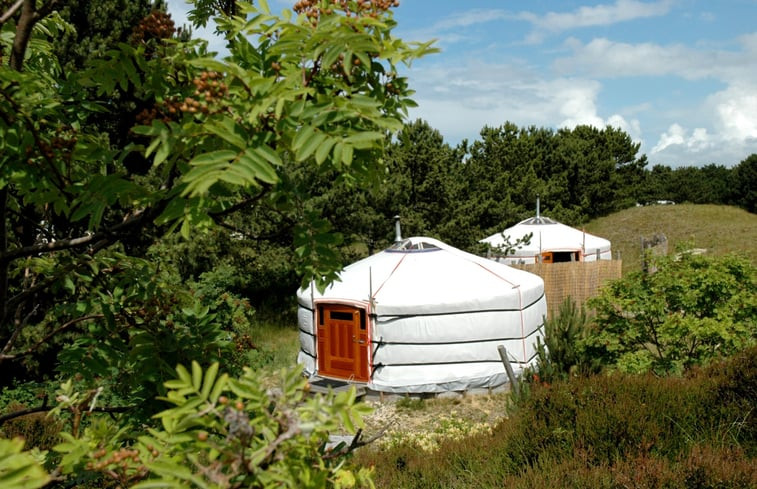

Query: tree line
[[207, 119, 754, 313]]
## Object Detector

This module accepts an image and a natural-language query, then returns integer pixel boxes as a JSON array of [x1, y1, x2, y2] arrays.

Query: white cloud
[[652, 124, 716, 153], [554, 33, 757, 165], [651, 123, 686, 153], [432, 9, 514, 30], [555, 34, 757, 82], [521, 0, 673, 43], [553, 80, 605, 128], [711, 83, 757, 141], [407, 60, 644, 145], [607, 114, 643, 141]]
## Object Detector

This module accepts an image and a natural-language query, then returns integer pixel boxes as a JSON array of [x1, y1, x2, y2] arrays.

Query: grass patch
[[585, 204, 757, 273], [238, 320, 300, 385]]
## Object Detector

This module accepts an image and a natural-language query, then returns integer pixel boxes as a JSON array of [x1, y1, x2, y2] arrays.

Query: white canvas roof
[[481, 216, 611, 263], [296, 237, 547, 393]]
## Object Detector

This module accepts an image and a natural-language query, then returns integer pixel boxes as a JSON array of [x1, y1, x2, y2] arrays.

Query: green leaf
[[344, 131, 384, 149], [332, 142, 343, 164], [0, 439, 50, 489], [295, 131, 326, 161], [189, 150, 237, 167], [341, 143, 354, 166], [200, 362, 219, 400], [175, 364, 192, 387], [315, 137, 336, 165], [339, 409, 356, 433], [292, 125, 315, 151], [239, 149, 278, 184], [206, 116, 247, 150], [253, 144, 282, 166], [209, 373, 229, 403], [191, 361, 202, 391]]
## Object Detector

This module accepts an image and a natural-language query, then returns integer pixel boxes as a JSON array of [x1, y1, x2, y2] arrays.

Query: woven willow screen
[[512, 260, 622, 319]]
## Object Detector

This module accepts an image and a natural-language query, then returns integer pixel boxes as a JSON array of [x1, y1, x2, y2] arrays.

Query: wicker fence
[[512, 260, 622, 319]]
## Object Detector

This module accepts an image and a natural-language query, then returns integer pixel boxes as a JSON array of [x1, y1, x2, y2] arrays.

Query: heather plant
[[362, 346, 757, 488]]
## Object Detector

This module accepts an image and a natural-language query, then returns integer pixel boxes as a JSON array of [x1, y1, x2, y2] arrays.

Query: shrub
[[530, 297, 596, 384], [190, 264, 258, 373], [0, 402, 63, 451], [500, 445, 757, 489], [4, 363, 375, 487], [585, 251, 757, 374], [363, 346, 757, 488]]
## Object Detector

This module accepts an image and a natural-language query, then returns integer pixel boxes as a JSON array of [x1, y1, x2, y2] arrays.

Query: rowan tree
[[0, 0, 434, 485]]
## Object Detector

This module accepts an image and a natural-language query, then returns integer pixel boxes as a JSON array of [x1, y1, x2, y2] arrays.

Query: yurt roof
[[297, 236, 544, 316], [480, 217, 611, 253]]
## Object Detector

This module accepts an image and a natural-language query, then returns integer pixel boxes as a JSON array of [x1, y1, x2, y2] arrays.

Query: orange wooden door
[[316, 304, 369, 382]]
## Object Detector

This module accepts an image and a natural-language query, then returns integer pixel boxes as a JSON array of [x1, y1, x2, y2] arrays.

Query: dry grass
[[585, 204, 757, 273]]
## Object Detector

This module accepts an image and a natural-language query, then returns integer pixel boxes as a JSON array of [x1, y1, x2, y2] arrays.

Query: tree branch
[[0, 303, 37, 357], [207, 185, 271, 220], [9, 0, 35, 71], [0, 0, 24, 25], [34, 0, 60, 21], [0, 314, 103, 363], [0, 188, 8, 325], [0, 204, 161, 264], [0, 402, 133, 426]]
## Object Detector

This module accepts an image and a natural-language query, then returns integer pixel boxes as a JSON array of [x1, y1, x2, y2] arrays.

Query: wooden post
[[497, 345, 519, 391]]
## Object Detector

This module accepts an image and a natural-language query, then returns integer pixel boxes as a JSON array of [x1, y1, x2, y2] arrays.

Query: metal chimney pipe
[[536, 196, 540, 221], [393, 215, 402, 242]]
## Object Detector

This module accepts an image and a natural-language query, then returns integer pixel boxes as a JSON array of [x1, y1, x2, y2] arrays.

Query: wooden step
[[307, 377, 366, 397]]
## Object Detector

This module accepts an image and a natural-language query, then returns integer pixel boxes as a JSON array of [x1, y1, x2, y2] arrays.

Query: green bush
[[0, 403, 63, 451], [585, 251, 757, 374], [530, 297, 596, 384], [190, 264, 258, 373], [1, 363, 375, 488]]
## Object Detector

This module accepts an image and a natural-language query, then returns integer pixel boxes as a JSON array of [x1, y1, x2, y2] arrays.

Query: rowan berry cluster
[[135, 106, 168, 126], [85, 446, 149, 485], [135, 71, 229, 125], [235, 333, 255, 353], [171, 70, 230, 115], [131, 10, 176, 44], [27, 126, 77, 164], [294, 0, 400, 23]]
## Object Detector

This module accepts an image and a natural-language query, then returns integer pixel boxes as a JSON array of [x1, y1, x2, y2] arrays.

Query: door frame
[[314, 299, 372, 382]]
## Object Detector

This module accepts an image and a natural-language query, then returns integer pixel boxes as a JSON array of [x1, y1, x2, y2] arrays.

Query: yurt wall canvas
[[296, 237, 547, 393], [481, 216, 612, 265]]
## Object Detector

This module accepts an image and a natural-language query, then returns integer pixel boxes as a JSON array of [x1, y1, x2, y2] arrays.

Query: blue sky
[[165, 1, 757, 168]]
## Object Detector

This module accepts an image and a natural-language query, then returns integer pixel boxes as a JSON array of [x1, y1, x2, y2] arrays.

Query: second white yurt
[[481, 214, 612, 265], [296, 237, 547, 394]]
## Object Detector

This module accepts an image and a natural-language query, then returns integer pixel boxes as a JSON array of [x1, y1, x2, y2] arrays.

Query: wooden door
[[316, 304, 369, 382]]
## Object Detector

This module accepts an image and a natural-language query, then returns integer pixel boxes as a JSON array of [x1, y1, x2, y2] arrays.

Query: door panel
[[316, 304, 369, 381]]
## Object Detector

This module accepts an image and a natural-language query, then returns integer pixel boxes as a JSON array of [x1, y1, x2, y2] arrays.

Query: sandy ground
[[353, 391, 512, 449]]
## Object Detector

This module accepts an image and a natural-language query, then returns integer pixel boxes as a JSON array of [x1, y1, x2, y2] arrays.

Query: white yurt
[[296, 236, 547, 393], [481, 211, 612, 265]]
